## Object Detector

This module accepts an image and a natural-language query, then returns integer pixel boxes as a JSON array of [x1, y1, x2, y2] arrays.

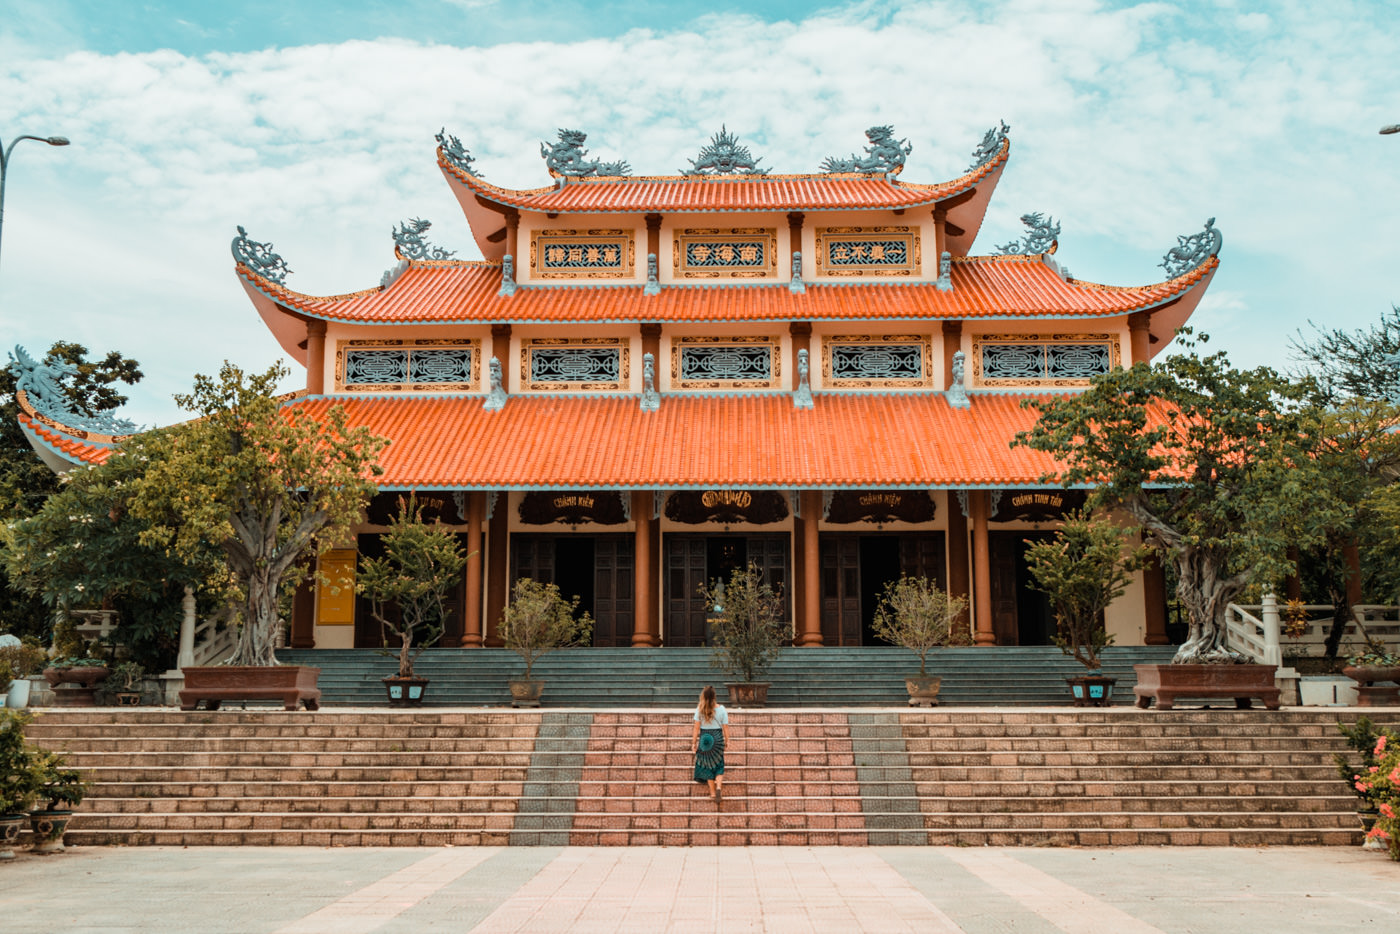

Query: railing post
[[1261, 592, 1282, 667], [178, 585, 196, 670]]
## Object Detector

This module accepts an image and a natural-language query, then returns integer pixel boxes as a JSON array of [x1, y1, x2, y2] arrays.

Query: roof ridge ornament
[[935, 251, 953, 292], [484, 357, 507, 411], [1160, 218, 1223, 279], [946, 350, 970, 408], [392, 218, 456, 261], [681, 125, 769, 175], [968, 120, 1010, 171], [435, 128, 480, 176], [640, 353, 659, 412], [997, 212, 1060, 255], [498, 255, 517, 298], [231, 226, 291, 285], [789, 251, 805, 294], [540, 128, 631, 179], [644, 253, 660, 296], [8, 345, 138, 436], [794, 349, 814, 409], [821, 125, 912, 177]]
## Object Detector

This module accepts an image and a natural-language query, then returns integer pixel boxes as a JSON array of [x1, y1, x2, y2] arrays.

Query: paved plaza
[[1, 845, 1396, 932]]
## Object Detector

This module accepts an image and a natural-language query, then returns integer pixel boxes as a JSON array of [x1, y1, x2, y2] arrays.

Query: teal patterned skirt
[[693, 728, 725, 782]]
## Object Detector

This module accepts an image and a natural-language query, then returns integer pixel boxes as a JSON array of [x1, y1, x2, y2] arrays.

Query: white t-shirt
[[693, 705, 728, 729]]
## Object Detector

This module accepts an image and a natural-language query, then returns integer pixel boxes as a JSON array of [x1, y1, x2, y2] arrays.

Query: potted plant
[[108, 661, 146, 706], [870, 576, 968, 706], [42, 618, 112, 707], [27, 747, 86, 854], [1024, 512, 1147, 706], [1341, 625, 1400, 707], [499, 578, 593, 707], [700, 563, 788, 707], [357, 496, 468, 707], [0, 710, 39, 860], [0, 642, 49, 709]]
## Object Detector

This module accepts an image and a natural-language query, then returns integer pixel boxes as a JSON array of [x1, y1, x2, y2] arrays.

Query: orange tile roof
[[17, 408, 116, 466], [240, 254, 1216, 326], [442, 141, 1009, 213], [283, 391, 1071, 489]]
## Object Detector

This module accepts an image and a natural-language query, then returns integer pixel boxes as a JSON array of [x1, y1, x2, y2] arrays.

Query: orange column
[[933, 206, 947, 264], [1129, 311, 1152, 366], [790, 321, 811, 391], [645, 213, 662, 264], [941, 320, 962, 388], [798, 490, 823, 646], [461, 492, 484, 647], [970, 491, 995, 646], [504, 209, 519, 262], [946, 493, 970, 641], [305, 320, 327, 394], [632, 490, 657, 647]]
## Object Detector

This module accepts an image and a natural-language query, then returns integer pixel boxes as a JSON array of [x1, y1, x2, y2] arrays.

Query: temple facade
[[15, 123, 1222, 654]]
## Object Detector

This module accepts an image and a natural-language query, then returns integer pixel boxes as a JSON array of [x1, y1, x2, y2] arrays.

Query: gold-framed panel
[[521, 337, 630, 392], [821, 333, 932, 389], [671, 335, 781, 390], [529, 228, 635, 280], [814, 226, 920, 277], [673, 227, 777, 280], [971, 333, 1121, 388], [334, 338, 479, 392]]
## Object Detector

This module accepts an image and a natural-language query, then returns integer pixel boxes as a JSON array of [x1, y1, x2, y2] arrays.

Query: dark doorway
[[859, 536, 901, 644], [554, 537, 596, 620], [989, 531, 1055, 646], [665, 534, 789, 646], [510, 534, 634, 646], [820, 532, 947, 646]]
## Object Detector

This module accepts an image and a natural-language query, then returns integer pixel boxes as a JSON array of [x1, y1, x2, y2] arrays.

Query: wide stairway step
[[275, 645, 1180, 708], [21, 707, 1372, 848]]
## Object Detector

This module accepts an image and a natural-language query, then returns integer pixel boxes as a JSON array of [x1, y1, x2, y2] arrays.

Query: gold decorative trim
[[814, 226, 920, 278], [821, 333, 932, 389], [521, 337, 630, 392], [334, 339, 479, 392], [673, 227, 777, 280], [971, 333, 1121, 387], [671, 335, 781, 390], [529, 228, 635, 280]]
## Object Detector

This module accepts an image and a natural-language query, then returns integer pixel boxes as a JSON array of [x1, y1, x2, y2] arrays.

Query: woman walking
[[691, 685, 730, 803]]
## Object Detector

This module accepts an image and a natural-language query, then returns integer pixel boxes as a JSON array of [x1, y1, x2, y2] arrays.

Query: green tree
[[1015, 333, 1323, 664], [871, 576, 968, 676], [1024, 511, 1148, 670], [1290, 304, 1400, 403], [1, 342, 142, 640], [129, 362, 385, 667], [700, 563, 788, 683], [1, 432, 226, 671], [499, 578, 593, 681], [358, 496, 469, 679]]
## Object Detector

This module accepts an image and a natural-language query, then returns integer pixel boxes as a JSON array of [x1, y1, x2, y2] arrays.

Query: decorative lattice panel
[[672, 337, 779, 389], [523, 339, 629, 391], [815, 227, 920, 277], [824, 335, 930, 388], [974, 335, 1118, 387], [339, 341, 477, 390], [674, 228, 776, 279], [530, 229, 635, 279]]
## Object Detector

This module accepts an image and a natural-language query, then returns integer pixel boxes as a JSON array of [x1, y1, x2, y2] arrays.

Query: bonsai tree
[[357, 496, 469, 680], [29, 748, 86, 813], [700, 563, 788, 684], [1024, 512, 1148, 670], [499, 578, 593, 682], [1016, 331, 1325, 664], [0, 710, 39, 817], [130, 362, 386, 666], [871, 576, 968, 676], [109, 660, 146, 693]]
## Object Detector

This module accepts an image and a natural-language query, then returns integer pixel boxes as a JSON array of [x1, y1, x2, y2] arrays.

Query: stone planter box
[[1298, 676, 1359, 707], [1132, 663, 1281, 710], [179, 665, 321, 711]]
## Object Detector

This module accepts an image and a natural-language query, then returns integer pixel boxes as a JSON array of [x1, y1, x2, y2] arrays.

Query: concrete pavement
[[1, 845, 1396, 933]]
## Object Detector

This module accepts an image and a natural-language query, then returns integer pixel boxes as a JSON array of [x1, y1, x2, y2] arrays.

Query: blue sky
[[2, 0, 1399, 425]]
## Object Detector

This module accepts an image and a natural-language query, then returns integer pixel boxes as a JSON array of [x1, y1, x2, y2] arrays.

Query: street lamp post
[[0, 133, 70, 277]]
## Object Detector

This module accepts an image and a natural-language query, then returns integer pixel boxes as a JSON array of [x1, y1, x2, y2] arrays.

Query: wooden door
[[820, 536, 862, 646], [592, 536, 635, 646], [665, 536, 710, 646], [510, 535, 556, 587], [899, 534, 947, 588], [989, 532, 1020, 646]]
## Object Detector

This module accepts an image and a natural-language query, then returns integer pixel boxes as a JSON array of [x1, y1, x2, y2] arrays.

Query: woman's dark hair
[[698, 684, 717, 722]]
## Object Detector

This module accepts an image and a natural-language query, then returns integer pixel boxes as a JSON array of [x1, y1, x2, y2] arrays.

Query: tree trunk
[[232, 564, 282, 667], [1170, 546, 1249, 664]]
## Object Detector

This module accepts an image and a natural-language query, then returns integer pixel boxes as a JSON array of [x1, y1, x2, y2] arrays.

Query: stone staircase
[[277, 645, 1178, 707], [24, 707, 1370, 848]]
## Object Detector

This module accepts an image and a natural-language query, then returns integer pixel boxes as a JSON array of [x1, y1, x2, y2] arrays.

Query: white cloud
[[1, 0, 1398, 425]]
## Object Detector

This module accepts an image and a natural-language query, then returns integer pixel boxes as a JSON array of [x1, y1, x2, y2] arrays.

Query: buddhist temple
[[14, 122, 1223, 655]]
